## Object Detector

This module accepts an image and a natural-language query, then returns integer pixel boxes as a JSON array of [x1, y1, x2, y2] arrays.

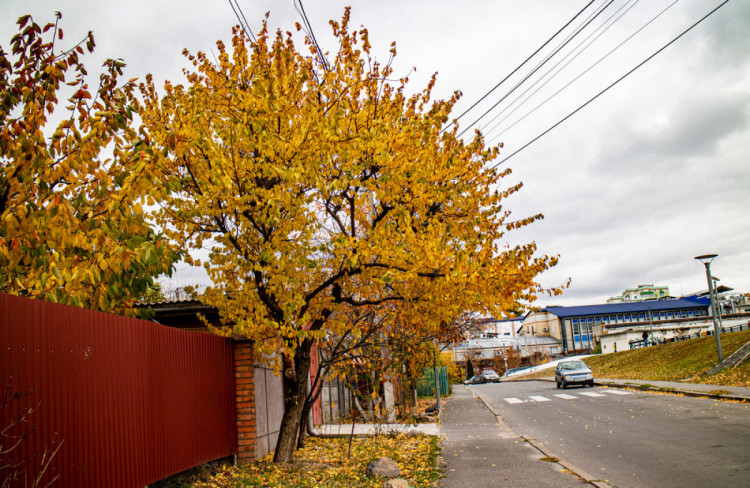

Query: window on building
[[687, 310, 694, 317], [681, 311, 687, 318], [617, 315, 623, 323], [638, 314, 645, 321], [660, 312, 666, 319]]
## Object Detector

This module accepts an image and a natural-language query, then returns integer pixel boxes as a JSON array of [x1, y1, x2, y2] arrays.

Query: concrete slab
[[318, 422, 438, 436]]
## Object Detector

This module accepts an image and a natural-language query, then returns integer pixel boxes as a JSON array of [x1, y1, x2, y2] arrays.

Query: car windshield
[[560, 361, 587, 370]]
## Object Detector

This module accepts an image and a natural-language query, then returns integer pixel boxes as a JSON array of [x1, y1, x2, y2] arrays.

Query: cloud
[[601, 91, 750, 165]]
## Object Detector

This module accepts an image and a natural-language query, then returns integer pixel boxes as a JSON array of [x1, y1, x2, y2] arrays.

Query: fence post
[[233, 339, 256, 465]]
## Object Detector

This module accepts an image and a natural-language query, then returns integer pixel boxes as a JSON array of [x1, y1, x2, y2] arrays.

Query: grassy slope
[[521, 330, 750, 387]]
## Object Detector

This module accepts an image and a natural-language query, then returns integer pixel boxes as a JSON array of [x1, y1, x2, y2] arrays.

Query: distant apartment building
[[606, 284, 670, 303]]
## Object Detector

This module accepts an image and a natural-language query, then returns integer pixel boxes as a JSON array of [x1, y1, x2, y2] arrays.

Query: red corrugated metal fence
[[0, 293, 236, 487]]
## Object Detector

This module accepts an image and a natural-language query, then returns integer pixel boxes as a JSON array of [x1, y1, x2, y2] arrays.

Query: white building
[[606, 284, 670, 303]]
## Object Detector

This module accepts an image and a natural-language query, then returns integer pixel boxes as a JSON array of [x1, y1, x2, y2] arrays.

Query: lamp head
[[694, 253, 718, 265]]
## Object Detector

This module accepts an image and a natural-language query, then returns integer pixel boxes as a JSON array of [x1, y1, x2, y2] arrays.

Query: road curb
[[506, 377, 750, 403], [596, 381, 750, 403], [466, 387, 612, 488]]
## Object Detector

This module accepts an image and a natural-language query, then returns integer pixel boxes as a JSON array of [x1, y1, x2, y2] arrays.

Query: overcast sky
[[2, 1, 748, 308]]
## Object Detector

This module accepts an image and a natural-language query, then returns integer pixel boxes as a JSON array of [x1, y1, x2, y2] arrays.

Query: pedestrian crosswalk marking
[[529, 395, 551, 402], [502, 389, 635, 405]]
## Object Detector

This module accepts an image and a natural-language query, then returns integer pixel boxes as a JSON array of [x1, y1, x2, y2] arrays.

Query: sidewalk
[[595, 377, 750, 401], [439, 386, 593, 487]]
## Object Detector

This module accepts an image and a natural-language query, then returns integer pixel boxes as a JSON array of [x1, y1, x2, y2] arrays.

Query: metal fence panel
[[416, 366, 451, 397], [0, 293, 236, 487]]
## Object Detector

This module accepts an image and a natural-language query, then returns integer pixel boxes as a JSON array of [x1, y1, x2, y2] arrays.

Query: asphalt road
[[468, 380, 750, 488]]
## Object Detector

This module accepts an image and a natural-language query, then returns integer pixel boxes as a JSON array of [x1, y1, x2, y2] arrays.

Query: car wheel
[[556, 380, 561, 389], [561, 380, 567, 389]]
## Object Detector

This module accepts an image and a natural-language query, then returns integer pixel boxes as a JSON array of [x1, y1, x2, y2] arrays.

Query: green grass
[[518, 330, 750, 387], [584, 329, 750, 384]]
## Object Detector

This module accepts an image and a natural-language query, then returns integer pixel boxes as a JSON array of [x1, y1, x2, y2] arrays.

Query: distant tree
[[466, 359, 475, 379], [138, 10, 559, 462], [0, 13, 179, 312]]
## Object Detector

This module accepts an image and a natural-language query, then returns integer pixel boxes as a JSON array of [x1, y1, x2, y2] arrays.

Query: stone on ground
[[366, 456, 401, 478], [383, 478, 410, 488]]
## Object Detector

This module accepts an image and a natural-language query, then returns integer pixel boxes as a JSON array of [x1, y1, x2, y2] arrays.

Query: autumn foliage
[[138, 9, 559, 461], [0, 13, 179, 311]]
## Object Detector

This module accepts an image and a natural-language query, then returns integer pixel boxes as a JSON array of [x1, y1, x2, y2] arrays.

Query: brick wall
[[233, 340, 256, 464]]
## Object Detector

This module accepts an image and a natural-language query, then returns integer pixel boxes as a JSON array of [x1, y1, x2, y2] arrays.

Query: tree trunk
[[273, 340, 313, 463], [297, 365, 326, 449], [297, 390, 316, 449]]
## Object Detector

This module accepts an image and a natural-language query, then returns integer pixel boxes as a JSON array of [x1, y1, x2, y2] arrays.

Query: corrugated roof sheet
[[542, 296, 710, 318], [452, 336, 560, 349]]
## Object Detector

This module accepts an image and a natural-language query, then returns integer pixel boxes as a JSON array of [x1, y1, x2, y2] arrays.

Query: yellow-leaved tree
[[0, 13, 180, 312], [138, 10, 560, 462]]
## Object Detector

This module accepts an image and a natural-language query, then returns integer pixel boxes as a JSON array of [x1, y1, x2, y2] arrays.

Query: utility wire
[[481, 0, 641, 142], [227, 0, 257, 43], [442, 0, 597, 133], [294, 0, 330, 70], [487, 0, 678, 146], [489, 0, 730, 169], [458, 0, 616, 138]]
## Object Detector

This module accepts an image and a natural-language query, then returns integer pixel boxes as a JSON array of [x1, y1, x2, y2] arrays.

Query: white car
[[480, 369, 500, 383], [555, 360, 594, 389]]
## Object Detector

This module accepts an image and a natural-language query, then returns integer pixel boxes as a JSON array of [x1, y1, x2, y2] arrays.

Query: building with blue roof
[[521, 296, 711, 354]]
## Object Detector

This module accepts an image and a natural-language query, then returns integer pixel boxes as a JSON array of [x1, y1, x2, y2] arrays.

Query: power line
[[294, 0, 330, 70], [457, 0, 616, 138], [486, 0, 678, 146], [227, 0, 257, 43], [481, 0, 641, 142], [443, 0, 597, 134], [489, 0, 730, 170]]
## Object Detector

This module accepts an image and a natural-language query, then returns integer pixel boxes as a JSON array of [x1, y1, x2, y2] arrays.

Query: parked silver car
[[555, 359, 594, 388], [480, 369, 501, 383], [464, 375, 488, 385]]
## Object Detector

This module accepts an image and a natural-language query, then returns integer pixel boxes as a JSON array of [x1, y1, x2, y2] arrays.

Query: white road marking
[[529, 395, 551, 402], [603, 389, 633, 395], [579, 391, 606, 397], [505, 397, 525, 404], [553, 394, 578, 399]]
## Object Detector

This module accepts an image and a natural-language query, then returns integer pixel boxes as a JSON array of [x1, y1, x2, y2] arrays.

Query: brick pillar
[[233, 339, 256, 464]]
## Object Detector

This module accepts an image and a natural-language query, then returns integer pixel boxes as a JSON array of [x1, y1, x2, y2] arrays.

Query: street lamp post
[[695, 254, 723, 362]]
